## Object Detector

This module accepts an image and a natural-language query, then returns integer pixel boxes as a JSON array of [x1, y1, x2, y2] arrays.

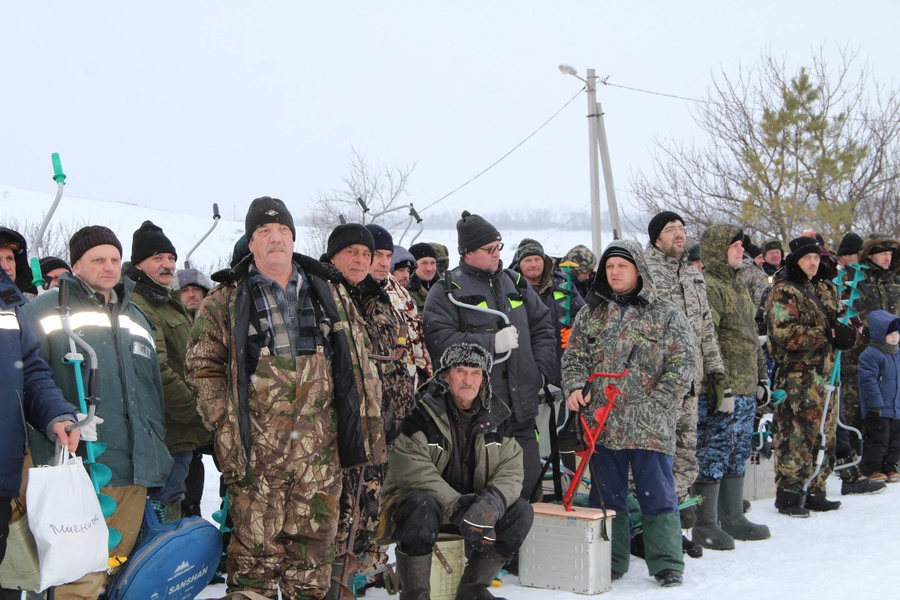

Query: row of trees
[[631, 47, 900, 248]]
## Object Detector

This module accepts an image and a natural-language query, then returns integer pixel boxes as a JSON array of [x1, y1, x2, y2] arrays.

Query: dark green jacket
[[22, 273, 173, 489], [127, 266, 211, 453], [701, 225, 767, 394]]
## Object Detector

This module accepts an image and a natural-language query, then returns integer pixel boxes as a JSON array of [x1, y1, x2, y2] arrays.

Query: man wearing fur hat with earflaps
[[424, 211, 556, 506], [377, 342, 534, 600]]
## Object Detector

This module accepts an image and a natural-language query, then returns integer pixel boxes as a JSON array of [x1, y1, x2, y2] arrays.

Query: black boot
[[838, 456, 888, 495], [690, 481, 734, 550], [455, 550, 507, 600], [654, 569, 683, 587], [805, 492, 841, 512], [397, 551, 432, 600], [718, 475, 770, 540], [682, 534, 703, 558], [774, 490, 809, 518]]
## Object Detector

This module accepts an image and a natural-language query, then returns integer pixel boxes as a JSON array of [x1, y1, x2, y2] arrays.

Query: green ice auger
[[558, 260, 580, 326], [29, 153, 67, 291]]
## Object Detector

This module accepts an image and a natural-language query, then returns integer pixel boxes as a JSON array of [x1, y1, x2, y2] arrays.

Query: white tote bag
[[26, 449, 109, 591]]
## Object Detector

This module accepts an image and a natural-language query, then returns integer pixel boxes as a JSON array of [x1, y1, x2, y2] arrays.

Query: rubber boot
[[718, 475, 770, 540], [455, 550, 507, 600], [396, 551, 432, 600], [690, 481, 734, 550]]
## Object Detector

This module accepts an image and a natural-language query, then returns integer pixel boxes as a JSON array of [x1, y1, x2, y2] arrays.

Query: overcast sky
[[2, 1, 898, 233]]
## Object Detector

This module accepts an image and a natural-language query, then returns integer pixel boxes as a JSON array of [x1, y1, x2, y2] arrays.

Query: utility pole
[[561, 65, 622, 259]]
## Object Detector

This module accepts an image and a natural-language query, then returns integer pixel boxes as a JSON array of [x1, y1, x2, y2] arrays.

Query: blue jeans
[[149, 450, 192, 503]]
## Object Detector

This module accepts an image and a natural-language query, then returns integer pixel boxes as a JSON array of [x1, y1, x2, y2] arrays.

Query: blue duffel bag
[[106, 501, 222, 599]]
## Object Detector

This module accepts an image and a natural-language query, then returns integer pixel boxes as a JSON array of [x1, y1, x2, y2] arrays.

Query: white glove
[[494, 326, 519, 353], [718, 388, 735, 414], [76, 412, 104, 442]]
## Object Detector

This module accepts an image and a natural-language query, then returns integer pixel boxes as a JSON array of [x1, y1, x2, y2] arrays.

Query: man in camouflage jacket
[[644, 212, 725, 515], [562, 239, 697, 586], [185, 198, 370, 599], [694, 225, 770, 548], [765, 236, 856, 517]]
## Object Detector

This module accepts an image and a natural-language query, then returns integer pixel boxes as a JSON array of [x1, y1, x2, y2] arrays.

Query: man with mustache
[[378, 342, 534, 600], [186, 198, 371, 599], [126, 220, 210, 523]]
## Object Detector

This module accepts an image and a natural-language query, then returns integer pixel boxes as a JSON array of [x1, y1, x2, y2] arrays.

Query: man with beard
[[126, 221, 210, 522], [644, 211, 725, 556]]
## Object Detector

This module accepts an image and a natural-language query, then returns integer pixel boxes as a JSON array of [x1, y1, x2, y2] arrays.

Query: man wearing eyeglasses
[[424, 211, 556, 505], [644, 211, 725, 557]]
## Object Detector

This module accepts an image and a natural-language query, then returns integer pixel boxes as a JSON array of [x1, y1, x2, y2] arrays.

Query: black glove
[[869, 408, 882, 418], [829, 321, 857, 351], [452, 488, 506, 544]]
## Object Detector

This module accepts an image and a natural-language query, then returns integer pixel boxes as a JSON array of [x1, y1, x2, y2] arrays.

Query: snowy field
[[196, 454, 900, 600]]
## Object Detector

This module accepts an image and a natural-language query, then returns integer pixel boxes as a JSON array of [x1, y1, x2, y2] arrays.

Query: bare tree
[[305, 147, 417, 255], [631, 46, 900, 248]]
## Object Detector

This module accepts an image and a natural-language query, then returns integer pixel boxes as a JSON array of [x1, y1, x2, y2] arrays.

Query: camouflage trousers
[[771, 369, 836, 495], [696, 394, 755, 480], [227, 352, 342, 600], [673, 391, 699, 501], [335, 464, 387, 561]]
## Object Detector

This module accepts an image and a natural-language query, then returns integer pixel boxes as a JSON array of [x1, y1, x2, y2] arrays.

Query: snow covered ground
[[196, 454, 900, 600]]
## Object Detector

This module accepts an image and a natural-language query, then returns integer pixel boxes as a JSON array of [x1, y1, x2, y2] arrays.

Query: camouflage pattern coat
[[736, 256, 771, 307], [385, 273, 432, 384], [185, 253, 369, 484], [561, 240, 698, 455], [700, 225, 767, 395], [765, 266, 845, 493], [330, 278, 387, 466], [645, 243, 724, 383]]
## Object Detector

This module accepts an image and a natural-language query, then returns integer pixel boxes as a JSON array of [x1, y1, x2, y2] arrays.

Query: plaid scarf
[[249, 265, 318, 357]]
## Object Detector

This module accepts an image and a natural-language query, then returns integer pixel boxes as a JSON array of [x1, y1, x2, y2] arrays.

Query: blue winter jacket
[[0, 271, 76, 497], [858, 309, 900, 419]]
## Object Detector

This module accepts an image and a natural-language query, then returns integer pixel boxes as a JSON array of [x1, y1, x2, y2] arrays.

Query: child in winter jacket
[[858, 310, 900, 482]]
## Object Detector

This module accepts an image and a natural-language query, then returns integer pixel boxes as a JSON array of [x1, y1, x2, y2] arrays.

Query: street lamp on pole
[[559, 65, 622, 259]]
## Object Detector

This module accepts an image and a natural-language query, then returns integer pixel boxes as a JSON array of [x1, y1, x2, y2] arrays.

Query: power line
[[419, 88, 584, 213]]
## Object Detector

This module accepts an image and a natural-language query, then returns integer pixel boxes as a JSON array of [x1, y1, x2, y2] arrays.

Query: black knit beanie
[[69, 225, 123, 265], [39, 256, 72, 277], [409, 242, 439, 261], [326, 223, 375, 259], [457, 211, 501, 255], [602, 246, 637, 266], [788, 236, 820, 262], [837, 232, 863, 257], [131, 220, 177, 265], [647, 211, 685, 246], [364, 224, 394, 252], [245, 196, 296, 241], [687, 242, 701, 263]]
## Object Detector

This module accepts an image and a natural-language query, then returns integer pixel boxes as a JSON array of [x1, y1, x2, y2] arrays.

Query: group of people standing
[[2, 201, 899, 599]]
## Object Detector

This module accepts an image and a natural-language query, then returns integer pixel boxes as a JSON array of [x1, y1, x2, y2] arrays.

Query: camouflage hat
[[561, 244, 597, 276], [430, 242, 450, 272]]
